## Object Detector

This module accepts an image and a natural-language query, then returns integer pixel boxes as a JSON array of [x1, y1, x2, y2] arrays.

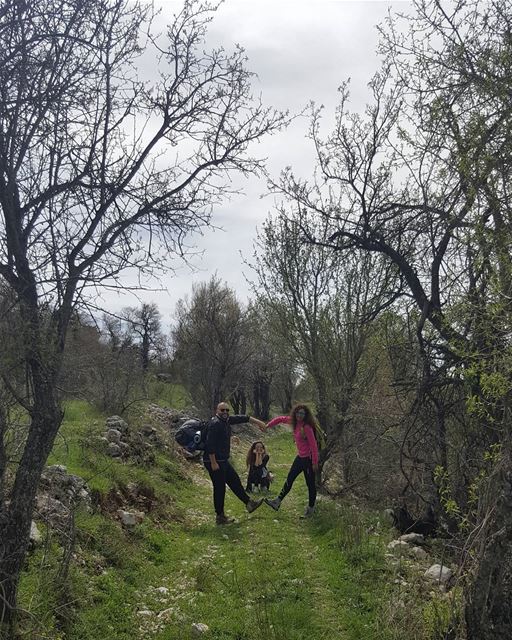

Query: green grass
[[17, 400, 453, 639], [145, 380, 192, 409]]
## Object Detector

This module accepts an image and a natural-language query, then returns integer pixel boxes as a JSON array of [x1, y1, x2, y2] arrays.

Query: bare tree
[[0, 0, 285, 627], [250, 209, 396, 470], [121, 302, 164, 373], [172, 276, 253, 412], [244, 304, 295, 420]]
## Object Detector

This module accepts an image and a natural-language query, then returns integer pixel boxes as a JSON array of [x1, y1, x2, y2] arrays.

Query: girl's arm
[[266, 415, 290, 429], [249, 416, 266, 431]]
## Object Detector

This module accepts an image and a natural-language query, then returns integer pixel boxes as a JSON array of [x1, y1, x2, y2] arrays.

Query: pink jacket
[[266, 415, 319, 465]]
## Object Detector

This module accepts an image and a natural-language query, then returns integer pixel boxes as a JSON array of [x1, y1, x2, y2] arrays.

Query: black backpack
[[174, 418, 209, 452]]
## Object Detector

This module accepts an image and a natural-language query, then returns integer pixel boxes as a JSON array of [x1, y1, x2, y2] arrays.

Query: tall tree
[[122, 302, 164, 372], [244, 304, 296, 420], [0, 0, 284, 626], [172, 277, 253, 412], [273, 1, 512, 635], [251, 210, 396, 468]]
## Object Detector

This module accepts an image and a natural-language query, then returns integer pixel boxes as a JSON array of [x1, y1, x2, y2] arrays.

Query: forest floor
[[18, 400, 454, 640]]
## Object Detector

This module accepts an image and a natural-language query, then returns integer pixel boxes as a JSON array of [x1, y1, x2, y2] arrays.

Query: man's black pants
[[204, 460, 249, 515]]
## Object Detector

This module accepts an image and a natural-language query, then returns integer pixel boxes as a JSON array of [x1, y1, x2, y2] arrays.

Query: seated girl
[[246, 441, 273, 492]]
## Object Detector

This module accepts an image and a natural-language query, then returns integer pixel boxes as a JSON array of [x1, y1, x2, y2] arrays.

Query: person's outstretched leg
[[265, 456, 303, 510], [225, 462, 263, 513]]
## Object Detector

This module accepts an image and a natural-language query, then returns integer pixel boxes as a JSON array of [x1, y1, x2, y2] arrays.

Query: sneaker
[[246, 498, 263, 513], [216, 514, 235, 525], [300, 505, 315, 519], [264, 497, 281, 511]]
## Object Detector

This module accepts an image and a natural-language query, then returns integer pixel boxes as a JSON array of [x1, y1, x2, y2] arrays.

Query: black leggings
[[204, 460, 250, 515], [278, 455, 316, 508]]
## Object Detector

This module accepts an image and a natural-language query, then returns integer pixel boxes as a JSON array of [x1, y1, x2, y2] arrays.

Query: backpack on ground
[[174, 418, 208, 452]]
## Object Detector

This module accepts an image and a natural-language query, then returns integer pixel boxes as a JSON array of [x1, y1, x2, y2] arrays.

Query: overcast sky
[[102, 0, 410, 323]]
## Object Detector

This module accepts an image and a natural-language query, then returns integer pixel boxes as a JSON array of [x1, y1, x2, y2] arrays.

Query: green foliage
[[434, 466, 462, 521], [76, 513, 137, 569], [145, 380, 192, 410], [422, 591, 460, 640], [17, 541, 66, 639]]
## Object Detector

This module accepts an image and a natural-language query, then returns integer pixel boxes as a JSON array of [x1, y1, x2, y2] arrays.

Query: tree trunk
[[259, 381, 271, 421], [0, 292, 64, 627], [252, 380, 271, 420], [252, 383, 261, 417], [240, 390, 247, 415], [141, 332, 150, 372], [464, 436, 512, 639], [0, 399, 63, 627], [0, 401, 6, 506]]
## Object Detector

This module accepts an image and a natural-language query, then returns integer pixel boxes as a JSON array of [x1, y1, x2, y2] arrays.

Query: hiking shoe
[[264, 497, 281, 511], [246, 498, 263, 513], [300, 505, 315, 519], [216, 514, 235, 525]]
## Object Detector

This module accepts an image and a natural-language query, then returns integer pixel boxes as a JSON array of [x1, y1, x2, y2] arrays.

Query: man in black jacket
[[204, 402, 265, 525]]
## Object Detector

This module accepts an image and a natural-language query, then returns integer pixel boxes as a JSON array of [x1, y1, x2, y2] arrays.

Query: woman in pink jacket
[[264, 403, 319, 517]]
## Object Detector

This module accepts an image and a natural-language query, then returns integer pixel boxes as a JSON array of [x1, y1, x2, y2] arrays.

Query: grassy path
[[135, 431, 392, 640], [24, 408, 408, 640]]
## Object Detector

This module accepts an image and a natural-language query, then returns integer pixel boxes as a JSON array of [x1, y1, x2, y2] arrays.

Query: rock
[[156, 373, 173, 382], [106, 415, 129, 433], [40, 465, 90, 502], [387, 540, 409, 550], [410, 546, 428, 559], [399, 532, 425, 545], [36, 466, 92, 532], [30, 520, 42, 544], [107, 442, 122, 457], [133, 510, 145, 523], [106, 428, 122, 443], [35, 495, 69, 522], [424, 564, 453, 584], [78, 488, 90, 502], [383, 508, 395, 527], [146, 404, 182, 428], [140, 424, 157, 437], [45, 464, 67, 475], [118, 510, 137, 526], [191, 622, 210, 636]]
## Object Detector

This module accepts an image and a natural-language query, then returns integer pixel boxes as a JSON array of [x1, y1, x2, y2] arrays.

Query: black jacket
[[204, 414, 250, 462]]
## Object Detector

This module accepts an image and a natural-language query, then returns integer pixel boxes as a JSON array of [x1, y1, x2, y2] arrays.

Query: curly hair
[[289, 403, 319, 439], [246, 441, 266, 468]]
